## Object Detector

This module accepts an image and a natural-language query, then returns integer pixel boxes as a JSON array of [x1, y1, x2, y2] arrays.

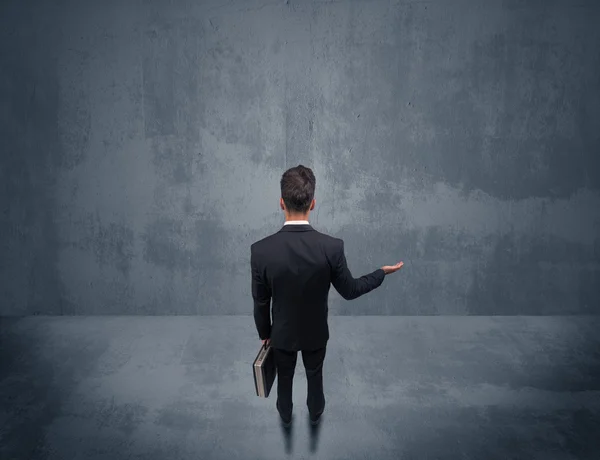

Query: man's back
[[254, 164, 403, 427], [251, 223, 386, 351]]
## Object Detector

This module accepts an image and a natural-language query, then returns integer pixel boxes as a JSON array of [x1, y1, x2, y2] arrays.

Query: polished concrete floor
[[1, 316, 599, 460]]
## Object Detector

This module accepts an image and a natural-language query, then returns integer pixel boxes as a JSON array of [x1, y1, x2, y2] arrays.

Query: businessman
[[251, 165, 404, 428]]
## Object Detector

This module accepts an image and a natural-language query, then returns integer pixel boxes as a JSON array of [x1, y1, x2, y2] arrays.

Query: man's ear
[[280, 198, 285, 210], [310, 199, 315, 211]]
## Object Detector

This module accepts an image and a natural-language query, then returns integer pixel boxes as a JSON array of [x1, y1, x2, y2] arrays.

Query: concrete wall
[[1, 0, 599, 316]]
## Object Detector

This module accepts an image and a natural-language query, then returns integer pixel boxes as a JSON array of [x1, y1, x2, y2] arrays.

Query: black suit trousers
[[273, 347, 327, 420]]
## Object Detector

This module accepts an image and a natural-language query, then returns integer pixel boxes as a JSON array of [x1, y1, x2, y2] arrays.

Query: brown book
[[252, 343, 277, 397]]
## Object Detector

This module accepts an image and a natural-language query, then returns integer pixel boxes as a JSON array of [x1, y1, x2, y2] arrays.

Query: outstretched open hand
[[381, 261, 404, 274]]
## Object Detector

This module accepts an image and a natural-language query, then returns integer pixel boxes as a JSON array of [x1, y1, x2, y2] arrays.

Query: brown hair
[[280, 165, 316, 213]]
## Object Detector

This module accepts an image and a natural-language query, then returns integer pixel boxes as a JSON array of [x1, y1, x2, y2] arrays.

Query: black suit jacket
[[251, 223, 386, 351]]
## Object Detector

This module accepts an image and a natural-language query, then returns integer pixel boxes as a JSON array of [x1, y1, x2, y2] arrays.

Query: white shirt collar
[[283, 220, 309, 225]]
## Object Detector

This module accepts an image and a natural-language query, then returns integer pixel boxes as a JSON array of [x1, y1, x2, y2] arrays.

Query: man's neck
[[285, 215, 309, 222]]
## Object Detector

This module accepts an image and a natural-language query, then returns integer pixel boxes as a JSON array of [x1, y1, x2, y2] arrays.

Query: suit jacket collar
[[278, 224, 314, 233]]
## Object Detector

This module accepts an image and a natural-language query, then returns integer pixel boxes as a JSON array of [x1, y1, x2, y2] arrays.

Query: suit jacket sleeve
[[251, 244, 272, 340], [331, 239, 386, 301]]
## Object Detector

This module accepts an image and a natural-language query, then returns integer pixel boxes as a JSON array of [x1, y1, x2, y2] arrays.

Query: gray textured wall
[[1, 0, 599, 316]]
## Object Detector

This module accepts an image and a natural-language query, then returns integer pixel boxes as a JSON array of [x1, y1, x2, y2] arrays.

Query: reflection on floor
[[1, 315, 599, 460]]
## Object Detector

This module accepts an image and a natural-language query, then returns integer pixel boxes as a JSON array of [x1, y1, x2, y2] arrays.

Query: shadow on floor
[[279, 413, 324, 454]]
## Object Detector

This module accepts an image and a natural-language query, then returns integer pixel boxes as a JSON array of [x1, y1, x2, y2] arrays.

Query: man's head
[[280, 165, 316, 220]]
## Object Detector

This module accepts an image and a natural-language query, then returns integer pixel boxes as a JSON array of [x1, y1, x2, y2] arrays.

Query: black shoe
[[309, 411, 323, 426], [280, 415, 292, 428], [277, 401, 292, 427]]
